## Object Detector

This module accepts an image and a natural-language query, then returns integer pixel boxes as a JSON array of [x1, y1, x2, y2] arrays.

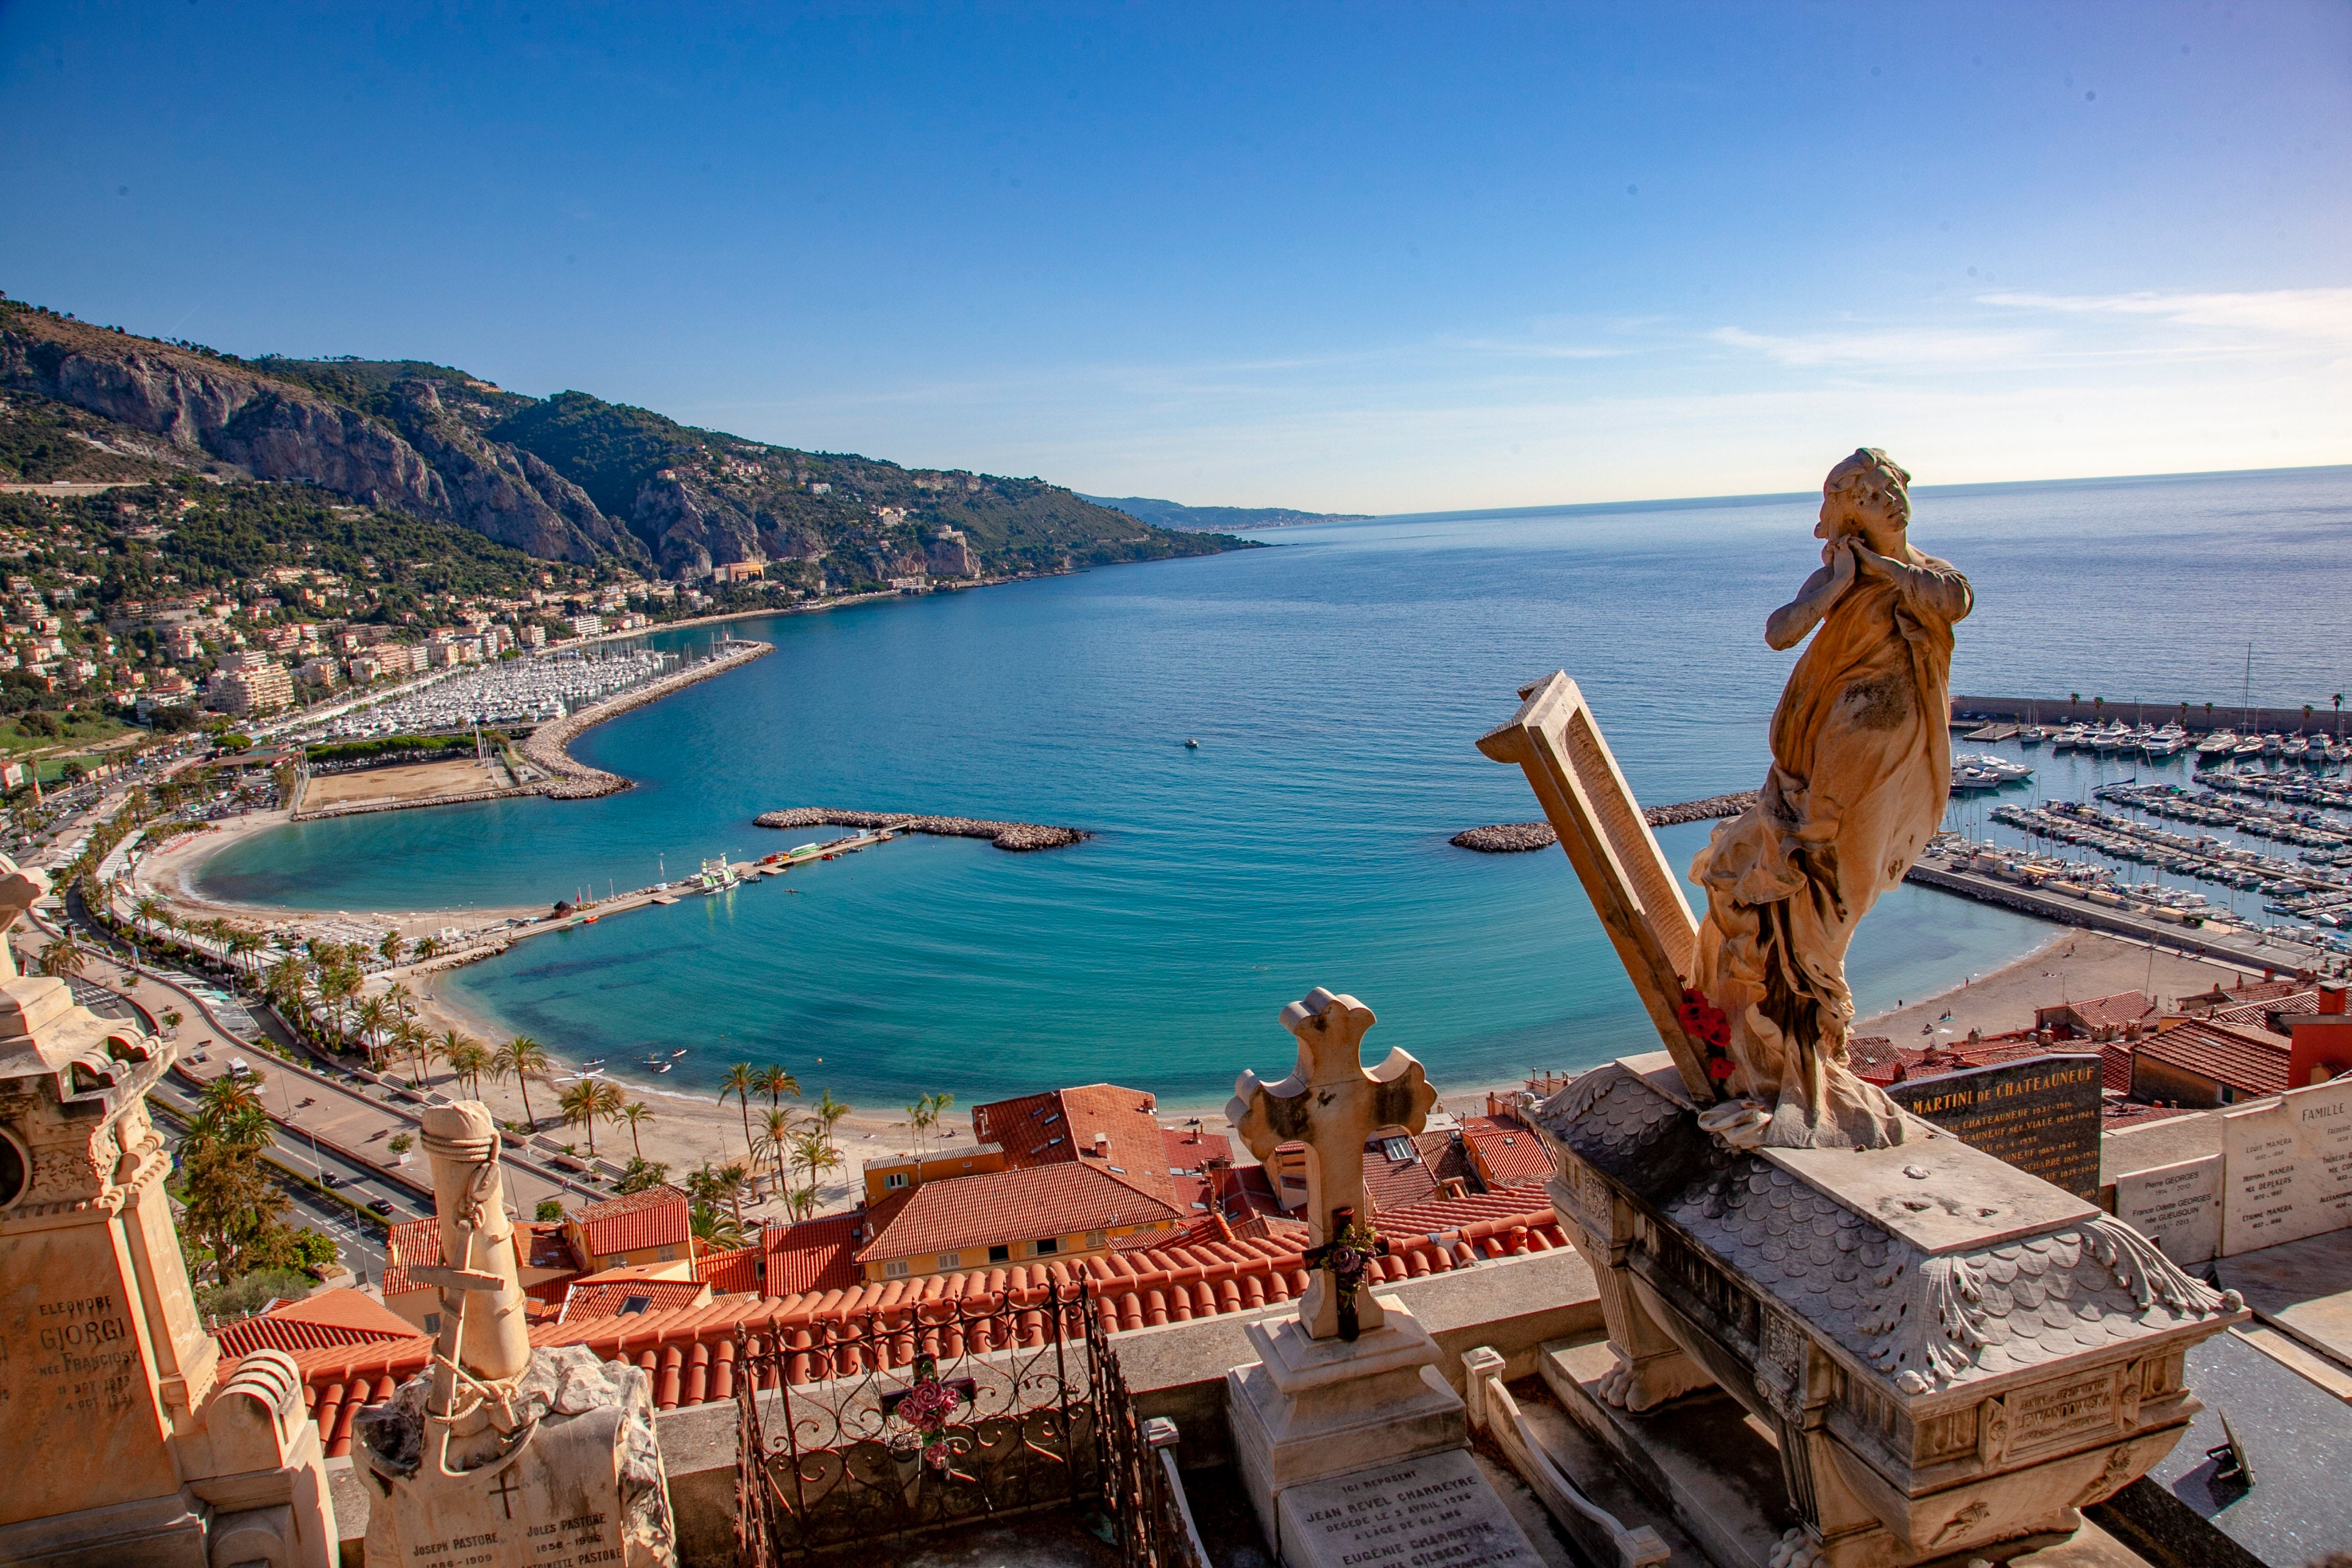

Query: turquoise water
[[198, 465, 2352, 1110]]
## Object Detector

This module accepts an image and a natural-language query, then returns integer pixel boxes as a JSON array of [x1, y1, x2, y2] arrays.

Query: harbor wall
[[520, 638, 774, 797], [1952, 695, 2349, 733]]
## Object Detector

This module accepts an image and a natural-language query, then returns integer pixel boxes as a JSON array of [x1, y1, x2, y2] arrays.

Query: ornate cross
[[1227, 988, 1435, 1341]]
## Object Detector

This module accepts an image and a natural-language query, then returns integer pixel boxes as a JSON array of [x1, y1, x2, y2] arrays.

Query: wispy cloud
[[1978, 287, 2352, 347], [1707, 324, 2045, 368]]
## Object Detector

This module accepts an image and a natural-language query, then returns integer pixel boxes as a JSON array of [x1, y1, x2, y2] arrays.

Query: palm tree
[[793, 1129, 844, 1211], [37, 937, 85, 979], [754, 1106, 797, 1195], [354, 997, 392, 1070], [753, 1063, 801, 1111], [444, 1036, 491, 1098], [379, 930, 406, 967], [718, 1063, 758, 1159], [808, 1088, 851, 1155], [492, 1036, 551, 1131], [618, 1101, 654, 1160], [318, 966, 361, 1047], [414, 934, 441, 962], [716, 1157, 752, 1230], [689, 1201, 746, 1252], [263, 953, 305, 1009], [559, 1080, 602, 1154], [226, 930, 263, 990], [903, 1090, 953, 1162]]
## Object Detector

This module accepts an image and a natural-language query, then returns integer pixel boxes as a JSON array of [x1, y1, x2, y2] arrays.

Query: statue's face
[[1815, 484, 1906, 554]]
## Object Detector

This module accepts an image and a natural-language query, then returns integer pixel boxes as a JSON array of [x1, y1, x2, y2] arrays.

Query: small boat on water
[[669, 1048, 688, 1058], [1184, 738, 1200, 749]]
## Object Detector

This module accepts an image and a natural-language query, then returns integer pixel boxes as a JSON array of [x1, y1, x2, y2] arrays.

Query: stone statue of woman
[[1690, 449, 1972, 1150]]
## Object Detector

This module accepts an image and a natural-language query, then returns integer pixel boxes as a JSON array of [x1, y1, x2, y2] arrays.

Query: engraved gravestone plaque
[[1273, 1448, 1540, 1568], [2222, 1077, 2352, 1255], [2114, 1154, 2222, 1266], [1888, 1054, 2102, 1198]]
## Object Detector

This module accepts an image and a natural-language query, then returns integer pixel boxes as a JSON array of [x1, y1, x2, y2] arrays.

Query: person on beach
[[1689, 448, 1974, 1150]]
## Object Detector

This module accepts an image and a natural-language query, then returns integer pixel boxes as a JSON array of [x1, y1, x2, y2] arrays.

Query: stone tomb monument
[[0, 854, 339, 1567], [1224, 987, 1541, 1567], [1477, 455, 2245, 1567], [354, 1101, 677, 1568]]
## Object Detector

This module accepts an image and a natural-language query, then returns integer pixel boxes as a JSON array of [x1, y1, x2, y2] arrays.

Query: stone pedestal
[[1534, 1052, 2249, 1568], [0, 847, 339, 1568], [1229, 1298, 1538, 1566], [357, 1344, 676, 1568]]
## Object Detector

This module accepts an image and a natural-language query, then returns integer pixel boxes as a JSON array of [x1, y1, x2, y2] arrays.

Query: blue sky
[[3, 3, 2345, 512]]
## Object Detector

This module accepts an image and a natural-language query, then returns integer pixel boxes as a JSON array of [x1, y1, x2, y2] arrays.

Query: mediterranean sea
[[195, 465, 2352, 1111]]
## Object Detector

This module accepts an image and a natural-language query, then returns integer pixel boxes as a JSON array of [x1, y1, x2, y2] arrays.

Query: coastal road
[[66, 980, 401, 1280], [19, 914, 599, 1237]]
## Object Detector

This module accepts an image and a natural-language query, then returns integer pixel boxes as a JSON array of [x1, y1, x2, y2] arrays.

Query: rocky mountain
[[0, 295, 1246, 579], [1081, 494, 1370, 531]]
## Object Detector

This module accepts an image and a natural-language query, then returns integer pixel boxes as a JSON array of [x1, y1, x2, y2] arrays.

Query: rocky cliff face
[[0, 317, 645, 567]]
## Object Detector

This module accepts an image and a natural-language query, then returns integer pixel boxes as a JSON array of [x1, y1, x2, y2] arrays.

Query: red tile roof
[[2211, 994, 2317, 1036], [2099, 1040, 2135, 1094], [213, 1288, 419, 1359], [1361, 1128, 1441, 1213], [859, 1162, 1183, 1265], [1210, 1162, 1287, 1221], [2135, 1020, 2290, 1098], [969, 1084, 1176, 1207], [561, 1268, 711, 1324], [763, 1211, 867, 1296], [385, 1218, 576, 1303], [571, 1185, 692, 1259], [250, 1190, 1571, 1460], [695, 1244, 765, 1295], [1161, 1124, 1229, 1172], [1458, 1114, 1552, 1188], [2038, 992, 2157, 1033]]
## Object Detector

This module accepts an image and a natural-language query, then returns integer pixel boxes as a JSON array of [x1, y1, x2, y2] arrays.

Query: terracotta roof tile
[[695, 1244, 765, 1294], [213, 1288, 419, 1359], [562, 1272, 711, 1324], [1361, 1126, 1441, 1213], [763, 1211, 867, 1296], [385, 1219, 574, 1298], [1458, 1114, 1552, 1188], [252, 1189, 1573, 1460], [2039, 991, 2158, 1032], [969, 1084, 1176, 1207], [2210, 993, 2317, 1035], [858, 1162, 1182, 1264], [571, 1185, 691, 1259], [2135, 1019, 2290, 1098], [2099, 1040, 2135, 1094]]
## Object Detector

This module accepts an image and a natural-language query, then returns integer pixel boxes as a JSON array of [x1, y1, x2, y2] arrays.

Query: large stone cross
[[1227, 988, 1436, 1340]]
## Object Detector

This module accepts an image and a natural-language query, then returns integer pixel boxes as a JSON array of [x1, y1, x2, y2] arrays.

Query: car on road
[[319, 1172, 341, 1188], [367, 1197, 395, 1215]]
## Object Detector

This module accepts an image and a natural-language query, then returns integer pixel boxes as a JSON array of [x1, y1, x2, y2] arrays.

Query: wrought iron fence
[[733, 1279, 1101, 1563], [1089, 1289, 1210, 1568], [733, 1278, 1212, 1565]]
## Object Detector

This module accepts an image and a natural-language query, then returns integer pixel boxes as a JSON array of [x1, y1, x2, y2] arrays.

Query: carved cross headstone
[[1227, 988, 1436, 1341]]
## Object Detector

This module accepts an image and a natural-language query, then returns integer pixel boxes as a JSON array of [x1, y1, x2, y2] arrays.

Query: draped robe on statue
[[1690, 550, 1973, 1148]]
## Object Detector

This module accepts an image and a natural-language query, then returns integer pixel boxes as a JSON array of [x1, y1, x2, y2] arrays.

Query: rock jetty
[[521, 639, 773, 799], [754, 808, 1087, 852], [1451, 791, 1759, 852]]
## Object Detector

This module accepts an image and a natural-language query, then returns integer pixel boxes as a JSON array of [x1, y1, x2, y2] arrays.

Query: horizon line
[[1314, 461, 2352, 529]]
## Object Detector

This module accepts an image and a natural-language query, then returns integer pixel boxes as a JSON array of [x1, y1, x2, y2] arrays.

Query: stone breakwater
[[520, 640, 774, 799], [1451, 791, 1760, 852], [754, 808, 1088, 852]]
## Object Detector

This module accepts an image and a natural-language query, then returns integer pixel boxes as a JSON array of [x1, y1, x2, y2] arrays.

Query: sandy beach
[[1854, 927, 2253, 1045]]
